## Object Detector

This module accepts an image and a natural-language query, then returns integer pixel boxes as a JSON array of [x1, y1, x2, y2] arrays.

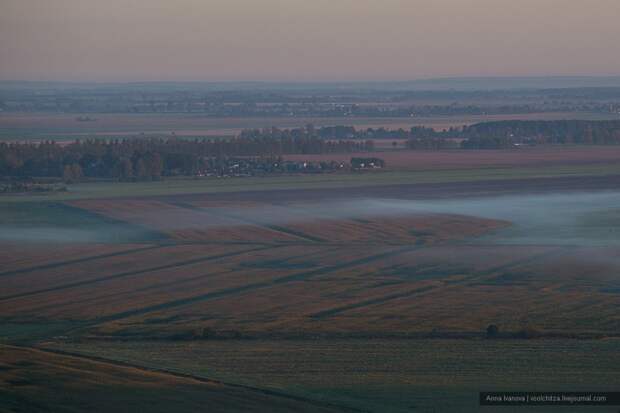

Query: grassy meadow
[[44, 339, 620, 413]]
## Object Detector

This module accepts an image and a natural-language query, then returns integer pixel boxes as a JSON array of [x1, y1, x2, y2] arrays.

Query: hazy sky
[[1, 0, 620, 82]]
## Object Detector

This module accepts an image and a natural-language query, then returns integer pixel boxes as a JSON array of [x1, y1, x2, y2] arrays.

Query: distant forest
[[2, 120, 620, 181], [309, 120, 620, 148], [459, 120, 620, 148]]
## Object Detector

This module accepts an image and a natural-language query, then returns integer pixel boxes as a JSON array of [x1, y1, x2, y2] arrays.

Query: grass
[[0, 345, 345, 413], [1, 163, 620, 203], [45, 338, 620, 413]]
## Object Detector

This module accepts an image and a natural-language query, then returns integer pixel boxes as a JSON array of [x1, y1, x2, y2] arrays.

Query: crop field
[[2, 189, 619, 341], [0, 243, 258, 308], [70, 243, 617, 339], [0, 242, 146, 274], [67, 198, 506, 244], [1, 197, 519, 335], [2, 171, 620, 412]]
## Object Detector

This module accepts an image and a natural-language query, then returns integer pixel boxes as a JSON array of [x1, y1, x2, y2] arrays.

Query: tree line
[[406, 120, 620, 149], [459, 120, 620, 148], [3, 120, 620, 181], [0, 131, 374, 180], [311, 121, 620, 146]]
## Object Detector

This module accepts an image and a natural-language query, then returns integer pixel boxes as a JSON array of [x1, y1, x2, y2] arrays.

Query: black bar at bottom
[[480, 392, 620, 406]]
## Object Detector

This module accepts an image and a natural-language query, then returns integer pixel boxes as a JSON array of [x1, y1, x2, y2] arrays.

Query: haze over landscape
[[2, 1, 620, 413]]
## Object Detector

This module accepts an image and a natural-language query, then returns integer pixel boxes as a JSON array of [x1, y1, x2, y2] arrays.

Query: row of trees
[[402, 120, 620, 149], [0, 133, 374, 180], [459, 120, 620, 148], [3, 120, 620, 180]]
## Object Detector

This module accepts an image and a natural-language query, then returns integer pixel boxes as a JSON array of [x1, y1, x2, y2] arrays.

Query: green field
[[46, 338, 620, 413], [2, 163, 620, 203]]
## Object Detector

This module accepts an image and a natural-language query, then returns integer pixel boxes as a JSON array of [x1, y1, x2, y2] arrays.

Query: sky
[[1, 0, 620, 82]]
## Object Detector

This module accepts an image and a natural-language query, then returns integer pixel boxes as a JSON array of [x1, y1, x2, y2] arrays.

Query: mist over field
[[0, 224, 161, 244], [3, 191, 619, 247], [367, 191, 620, 246], [0, 226, 100, 243], [192, 192, 620, 247]]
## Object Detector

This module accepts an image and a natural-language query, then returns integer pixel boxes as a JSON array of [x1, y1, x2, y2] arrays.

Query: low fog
[[171, 191, 620, 246], [2, 191, 620, 246], [363, 191, 620, 246]]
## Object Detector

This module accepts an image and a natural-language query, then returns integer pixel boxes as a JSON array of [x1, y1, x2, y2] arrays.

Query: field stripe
[[311, 286, 436, 319], [455, 245, 573, 284], [172, 201, 326, 243], [89, 245, 420, 324], [0, 245, 277, 302], [0, 245, 161, 278], [308, 246, 571, 318]]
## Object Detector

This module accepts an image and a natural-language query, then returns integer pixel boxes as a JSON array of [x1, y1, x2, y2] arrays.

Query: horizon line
[[3, 75, 620, 85]]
